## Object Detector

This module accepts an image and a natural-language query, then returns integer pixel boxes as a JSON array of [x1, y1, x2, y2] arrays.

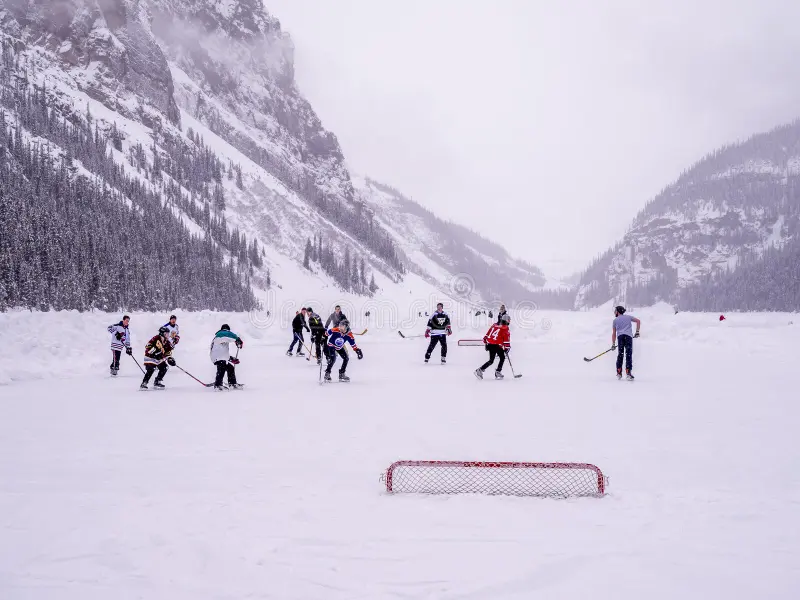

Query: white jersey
[[162, 322, 180, 346], [107, 322, 131, 351]]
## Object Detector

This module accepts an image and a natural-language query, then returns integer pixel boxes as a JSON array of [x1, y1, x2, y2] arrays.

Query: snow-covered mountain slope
[[0, 0, 547, 306], [356, 177, 569, 305], [576, 120, 800, 308]]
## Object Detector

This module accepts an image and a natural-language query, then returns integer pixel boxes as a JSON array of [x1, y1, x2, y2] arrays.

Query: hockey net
[[383, 460, 606, 497]]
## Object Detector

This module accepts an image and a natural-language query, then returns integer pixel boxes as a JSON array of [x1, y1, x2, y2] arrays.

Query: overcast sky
[[267, 0, 800, 278]]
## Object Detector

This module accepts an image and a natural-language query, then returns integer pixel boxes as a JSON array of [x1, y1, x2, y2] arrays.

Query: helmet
[[500, 313, 511, 324], [220, 324, 230, 331], [338, 319, 350, 333], [615, 305, 626, 315], [158, 326, 169, 336], [306, 307, 314, 314]]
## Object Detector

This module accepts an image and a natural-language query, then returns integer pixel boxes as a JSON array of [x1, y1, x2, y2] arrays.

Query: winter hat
[[220, 324, 231, 331]]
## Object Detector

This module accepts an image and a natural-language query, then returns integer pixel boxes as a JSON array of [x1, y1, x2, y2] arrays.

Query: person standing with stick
[[612, 305, 641, 380], [107, 315, 132, 376], [210, 324, 244, 390]]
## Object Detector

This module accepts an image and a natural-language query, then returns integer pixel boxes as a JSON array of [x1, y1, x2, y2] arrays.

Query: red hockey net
[[383, 460, 606, 497]]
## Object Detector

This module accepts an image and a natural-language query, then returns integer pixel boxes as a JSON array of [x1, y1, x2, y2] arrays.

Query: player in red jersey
[[475, 313, 511, 379]]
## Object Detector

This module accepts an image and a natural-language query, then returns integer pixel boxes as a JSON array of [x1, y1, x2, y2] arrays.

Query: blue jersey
[[327, 327, 359, 351]]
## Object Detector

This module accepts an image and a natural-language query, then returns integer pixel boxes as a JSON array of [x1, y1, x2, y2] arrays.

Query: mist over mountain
[[0, 0, 551, 312], [575, 120, 800, 311]]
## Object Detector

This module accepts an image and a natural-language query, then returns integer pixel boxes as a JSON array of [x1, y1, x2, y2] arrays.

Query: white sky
[[267, 0, 800, 277]]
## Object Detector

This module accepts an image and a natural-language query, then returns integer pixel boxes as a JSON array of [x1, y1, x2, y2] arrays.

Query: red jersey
[[483, 323, 510, 349]]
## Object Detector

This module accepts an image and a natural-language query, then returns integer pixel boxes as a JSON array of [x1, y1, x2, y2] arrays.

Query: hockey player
[[424, 302, 452, 363], [612, 305, 641, 380], [475, 313, 511, 379], [287, 308, 310, 356], [107, 315, 132, 376], [210, 324, 244, 390], [324, 319, 363, 382], [496, 304, 509, 325], [161, 314, 180, 347], [324, 304, 348, 329], [307, 307, 327, 364], [140, 326, 175, 390]]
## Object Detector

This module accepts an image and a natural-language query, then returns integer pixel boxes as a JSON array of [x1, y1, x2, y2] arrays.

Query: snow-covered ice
[[1, 306, 799, 599]]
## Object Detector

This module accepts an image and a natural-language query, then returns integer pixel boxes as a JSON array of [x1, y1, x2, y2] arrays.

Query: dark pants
[[214, 360, 237, 386], [480, 344, 506, 372], [310, 332, 325, 359], [110, 350, 121, 370], [326, 347, 349, 375], [616, 334, 633, 372], [142, 362, 167, 384], [425, 335, 448, 359], [289, 331, 305, 352]]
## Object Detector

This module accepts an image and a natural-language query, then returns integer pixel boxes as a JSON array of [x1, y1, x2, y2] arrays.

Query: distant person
[[307, 307, 326, 364], [288, 308, 310, 356], [488, 310, 493, 319], [496, 304, 509, 324], [424, 302, 452, 364], [612, 305, 641, 381], [719, 314, 726, 322], [107, 315, 132, 376], [325, 304, 347, 329], [475, 313, 511, 379], [161, 314, 180, 348], [140, 326, 175, 390], [210, 324, 244, 390]]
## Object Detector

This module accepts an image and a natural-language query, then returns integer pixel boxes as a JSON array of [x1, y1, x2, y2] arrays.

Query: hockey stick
[[129, 353, 146, 375], [173, 363, 213, 387], [505, 351, 523, 378], [397, 331, 424, 339], [583, 347, 615, 362], [356, 328, 368, 335]]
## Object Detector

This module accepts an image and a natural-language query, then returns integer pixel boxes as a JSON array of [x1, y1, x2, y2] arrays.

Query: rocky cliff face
[[2, 0, 180, 124], [0, 0, 545, 302], [575, 121, 800, 308]]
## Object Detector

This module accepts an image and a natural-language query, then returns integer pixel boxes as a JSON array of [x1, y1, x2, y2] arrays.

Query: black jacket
[[292, 313, 309, 333]]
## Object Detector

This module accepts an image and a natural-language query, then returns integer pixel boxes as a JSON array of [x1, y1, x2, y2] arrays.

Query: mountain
[[357, 177, 575, 307], [0, 0, 547, 310], [575, 121, 800, 309]]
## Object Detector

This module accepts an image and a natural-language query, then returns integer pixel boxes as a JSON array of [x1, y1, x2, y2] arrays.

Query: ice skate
[[474, 368, 484, 380], [626, 370, 635, 381], [324, 371, 332, 382], [229, 383, 244, 390], [286, 350, 293, 357], [339, 373, 350, 382], [139, 382, 148, 390], [441, 357, 447, 364], [495, 370, 504, 380], [616, 369, 623, 380], [153, 381, 165, 390]]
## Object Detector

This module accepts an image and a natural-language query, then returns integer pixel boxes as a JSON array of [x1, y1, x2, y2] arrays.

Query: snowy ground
[[1, 306, 799, 599]]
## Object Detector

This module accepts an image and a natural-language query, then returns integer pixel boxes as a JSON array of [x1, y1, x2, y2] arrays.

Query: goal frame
[[384, 460, 606, 496]]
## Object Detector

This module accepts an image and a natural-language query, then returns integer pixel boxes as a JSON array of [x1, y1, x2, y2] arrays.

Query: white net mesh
[[384, 461, 606, 497]]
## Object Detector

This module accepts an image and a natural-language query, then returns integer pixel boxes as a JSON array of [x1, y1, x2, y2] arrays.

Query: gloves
[[611, 344, 617, 351], [125, 347, 132, 356], [634, 332, 640, 338], [425, 329, 430, 339], [174, 335, 180, 345], [355, 348, 363, 360], [446, 326, 452, 336], [229, 357, 240, 365], [166, 356, 176, 366], [235, 338, 244, 349], [115, 332, 123, 340]]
